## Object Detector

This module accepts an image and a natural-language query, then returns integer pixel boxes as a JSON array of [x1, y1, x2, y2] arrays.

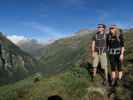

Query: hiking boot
[[91, 75, 97, 82], [91, 76, 95, 82], [108, 87, 116, 99], [103, 79, 109, 86], [111, 80, 116, 87]]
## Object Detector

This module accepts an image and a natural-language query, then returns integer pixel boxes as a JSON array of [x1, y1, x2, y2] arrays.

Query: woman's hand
[[120, 54, 124, 63], [120, 47, 125, 61]]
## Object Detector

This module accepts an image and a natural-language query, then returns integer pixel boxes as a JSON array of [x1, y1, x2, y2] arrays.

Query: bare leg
[[104, 67, 108, 81], [111, 71, 116, 86], [118, 71, 123, 80], [93, 68, 97, 77], [112, 71, 116, 80]]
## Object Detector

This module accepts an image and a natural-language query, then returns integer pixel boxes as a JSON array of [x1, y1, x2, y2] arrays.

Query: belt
[[96, 47, 106, 54], [109, 48, 121, 55]]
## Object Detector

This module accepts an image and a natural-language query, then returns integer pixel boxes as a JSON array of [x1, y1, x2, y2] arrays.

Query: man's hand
[[91, 41, 95, 59], [120, 47, 124, 63], [92, 52, 95, 59], [120, 54, 124, 63]]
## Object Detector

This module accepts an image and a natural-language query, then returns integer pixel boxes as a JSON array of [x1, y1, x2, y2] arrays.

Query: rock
[[82, 87, 109, 100], [0, 32, 38, 84], [33, 72, 42, 83]]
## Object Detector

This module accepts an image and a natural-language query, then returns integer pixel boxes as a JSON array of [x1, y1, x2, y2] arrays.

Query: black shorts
[[109, 54, 123, 71]]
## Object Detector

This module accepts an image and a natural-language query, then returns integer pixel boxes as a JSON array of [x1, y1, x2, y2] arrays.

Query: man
[[91, 24, 108, 85]]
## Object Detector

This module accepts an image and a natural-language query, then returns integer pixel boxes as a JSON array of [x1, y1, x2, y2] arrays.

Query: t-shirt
[[107, 33, 124, 49], [92, 32, 108, 52]]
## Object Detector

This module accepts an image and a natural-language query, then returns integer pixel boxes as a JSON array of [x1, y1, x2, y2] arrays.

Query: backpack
[[95, 32, 107, 53]]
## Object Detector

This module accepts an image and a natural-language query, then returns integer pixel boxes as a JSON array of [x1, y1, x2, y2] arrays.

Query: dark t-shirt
[[92, 32, 108, 52], [92, 32, 108, 41], [107, 33, 124, 49]]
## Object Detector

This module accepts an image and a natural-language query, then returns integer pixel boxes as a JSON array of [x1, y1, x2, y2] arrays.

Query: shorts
[[92, 52, 107, 70], [109, 54, 123, 71]]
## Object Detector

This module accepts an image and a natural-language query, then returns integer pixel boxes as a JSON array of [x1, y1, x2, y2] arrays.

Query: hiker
[[107, 25, 125, 86], [91, 24, 108, 85]]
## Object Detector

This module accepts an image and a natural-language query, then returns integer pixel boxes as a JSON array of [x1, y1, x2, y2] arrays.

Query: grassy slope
[[0, 66, 91, 100]]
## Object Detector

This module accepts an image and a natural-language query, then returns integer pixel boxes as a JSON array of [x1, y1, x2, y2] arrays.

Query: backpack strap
[[95, 32, 107, 54], [95, 32, 106, 41]]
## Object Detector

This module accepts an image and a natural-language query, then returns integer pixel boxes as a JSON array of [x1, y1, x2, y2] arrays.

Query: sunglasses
[[97, 27, 104, 28]]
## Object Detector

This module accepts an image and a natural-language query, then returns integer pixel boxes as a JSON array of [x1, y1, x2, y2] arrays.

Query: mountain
[[16, 29, 95, 59], [0, 32, 38, 85], [0, 29, 132, 100], [17, 39, 45, 58], [38, 32, 93, 75], [73, 29, 96, 36]]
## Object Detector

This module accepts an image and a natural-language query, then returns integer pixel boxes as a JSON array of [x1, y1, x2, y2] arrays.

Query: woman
[[107, 25, 125, 86]]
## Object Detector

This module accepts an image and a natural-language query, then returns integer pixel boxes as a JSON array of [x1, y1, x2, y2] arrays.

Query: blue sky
[[0, 0, 133, 43]]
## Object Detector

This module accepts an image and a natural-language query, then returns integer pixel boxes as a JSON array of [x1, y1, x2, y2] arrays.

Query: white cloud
[[7, 35, 30, 44], [7, 34, 57, 45], [23, 22, 71, 41]]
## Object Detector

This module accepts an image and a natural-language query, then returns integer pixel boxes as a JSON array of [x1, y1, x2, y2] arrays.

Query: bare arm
[[91, 40, 95, 57], [121, 47, 125, 55], [120, 33, 125, 55], [120, 33, 125, 61], [92, 41, 95, 52]]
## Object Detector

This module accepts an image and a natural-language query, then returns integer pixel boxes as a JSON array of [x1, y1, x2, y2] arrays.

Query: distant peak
[[74, 29, 96, 36]]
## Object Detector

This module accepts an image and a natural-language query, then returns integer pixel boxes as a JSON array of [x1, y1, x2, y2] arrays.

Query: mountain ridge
[[0, 32, 39, 85]]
